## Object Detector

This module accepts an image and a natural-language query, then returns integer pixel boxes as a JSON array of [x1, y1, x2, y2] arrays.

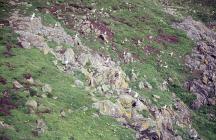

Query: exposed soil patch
[[0, 19, 10, 27], [0, 93, 17, 116], [0, 76, 7, 85], [156, 34, 179, 44], [90, 20, 114, 42], [143, 45, 160, 55]]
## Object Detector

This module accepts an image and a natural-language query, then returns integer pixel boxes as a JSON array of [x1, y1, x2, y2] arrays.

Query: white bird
[[105, 57, 110, 63], [65, 60, 69, 65], [128, 88, 132, 93], [30, 13, 35, 21], [163, 65, 168, 68], [55, 22, 59, 27]]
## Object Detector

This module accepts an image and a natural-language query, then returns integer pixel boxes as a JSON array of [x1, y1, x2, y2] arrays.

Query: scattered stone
[[208, 98, 216, 105], [41, 94, 47, 98], [139, 80, 153, 90], [37, 105, 51, 113], [92, 113, 99, 118], [42, 46, 50, 55], [202, 75, 208, 85], [60, 109, 66, 117], [101, 84, 110, 92], [123, 52, 133, 63], [188, 128, 199, 139], [74, 79, 84, 87], [32, 119, 47, 137], [25, 99, 37, 113], [53, 96, 58, 100], [130, 69, 137, 81], [42, 84, 52, 93], [138, 81, 145, 90], [26, 77, 34, 85], [13, 80, 23, 89], [160, 80, 168, 91], [0, 121, 14, 130], [153, 95, 161, 99]]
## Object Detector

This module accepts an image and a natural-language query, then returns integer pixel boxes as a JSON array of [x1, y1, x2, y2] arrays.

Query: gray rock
[[42, 84, 52, 93]]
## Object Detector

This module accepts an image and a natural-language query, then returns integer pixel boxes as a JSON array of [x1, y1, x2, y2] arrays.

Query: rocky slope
[[0, 0, 215, 140], [173, 17, 216, 109]]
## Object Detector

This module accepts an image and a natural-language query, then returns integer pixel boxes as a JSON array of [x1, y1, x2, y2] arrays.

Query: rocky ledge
[[173, 17, 216, 109]]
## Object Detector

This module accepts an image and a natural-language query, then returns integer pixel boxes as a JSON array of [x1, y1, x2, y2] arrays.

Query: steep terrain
[[0, 0, 215, 140]]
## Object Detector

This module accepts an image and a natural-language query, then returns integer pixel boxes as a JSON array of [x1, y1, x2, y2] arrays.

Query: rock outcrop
[[173, 17, 216, 108]]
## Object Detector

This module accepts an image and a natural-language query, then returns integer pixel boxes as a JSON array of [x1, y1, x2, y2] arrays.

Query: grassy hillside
[[0, 0, 215, 140]]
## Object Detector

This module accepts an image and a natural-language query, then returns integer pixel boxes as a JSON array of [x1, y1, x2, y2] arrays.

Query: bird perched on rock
[[30, 13, 35, 21]]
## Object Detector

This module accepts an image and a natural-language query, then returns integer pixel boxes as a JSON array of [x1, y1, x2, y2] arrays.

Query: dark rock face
[[173, 17, 216, 109]]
